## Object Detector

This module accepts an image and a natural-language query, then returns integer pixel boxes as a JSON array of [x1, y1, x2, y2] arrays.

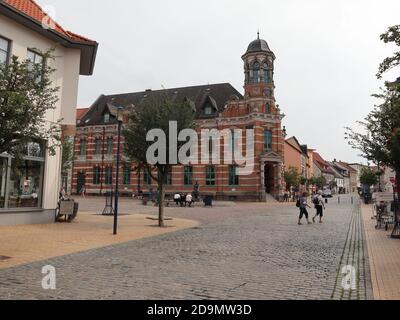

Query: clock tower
[[242, 33, 276, 114]]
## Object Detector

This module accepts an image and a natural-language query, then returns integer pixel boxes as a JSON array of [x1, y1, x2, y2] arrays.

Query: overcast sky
[[37, 0, 400, 163]]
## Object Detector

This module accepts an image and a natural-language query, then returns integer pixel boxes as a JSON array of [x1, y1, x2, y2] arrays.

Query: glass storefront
[[0, 144, 45, 210]]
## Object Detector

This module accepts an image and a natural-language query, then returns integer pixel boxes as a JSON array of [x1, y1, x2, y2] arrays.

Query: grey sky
[[38, 0, 400, 163]]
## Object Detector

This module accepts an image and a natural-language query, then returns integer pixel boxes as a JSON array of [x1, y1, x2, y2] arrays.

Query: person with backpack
[[297, 192, 312, 225], [312, 190, 326, 223]]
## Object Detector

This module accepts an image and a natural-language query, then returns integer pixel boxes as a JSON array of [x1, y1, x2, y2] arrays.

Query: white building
[[0, 0, 97, 225]]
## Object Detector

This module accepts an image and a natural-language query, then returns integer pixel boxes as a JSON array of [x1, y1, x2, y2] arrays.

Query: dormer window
[[104, 113, 110, 123], [204, 104, 214, 116]]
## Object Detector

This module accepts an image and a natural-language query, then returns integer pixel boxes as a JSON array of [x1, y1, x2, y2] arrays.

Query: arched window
[[252, 61, 260, 83], [264, 70, 270, 83]]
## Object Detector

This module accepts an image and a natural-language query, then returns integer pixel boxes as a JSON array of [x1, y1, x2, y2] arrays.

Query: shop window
[[7, 159, 44, 209]]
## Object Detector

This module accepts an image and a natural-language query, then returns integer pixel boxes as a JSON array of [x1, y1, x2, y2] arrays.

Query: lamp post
[[113, 106, 124, 235]]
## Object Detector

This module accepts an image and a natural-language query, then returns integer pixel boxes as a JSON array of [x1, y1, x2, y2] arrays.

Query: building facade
[[72, 36, 285, 201], [284, 137, 307, 179], [0, 0, 97, 225]]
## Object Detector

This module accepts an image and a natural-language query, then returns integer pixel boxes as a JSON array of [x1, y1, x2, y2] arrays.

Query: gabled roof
[[0, 0, 98, 75], [327, 162, 345, 179], [76, 108, 89, 121], [78, 83, 243, 127], [337, 161, 357, 173], [313, 152, 335, 175], [332, 161, 351, 177], [285, 136, 303, 154]]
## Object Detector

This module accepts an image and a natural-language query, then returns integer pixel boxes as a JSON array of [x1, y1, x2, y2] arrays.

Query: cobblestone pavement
[[0, 195, 372, 300]]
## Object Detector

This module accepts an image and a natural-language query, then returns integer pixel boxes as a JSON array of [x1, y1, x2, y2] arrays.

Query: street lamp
[[113, 106, 124, 235]]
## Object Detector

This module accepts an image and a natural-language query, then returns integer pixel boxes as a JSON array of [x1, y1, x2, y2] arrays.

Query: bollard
[[338, 197, 340, 204], [351, 197, 354, 205], [325, 198, 328, 204]]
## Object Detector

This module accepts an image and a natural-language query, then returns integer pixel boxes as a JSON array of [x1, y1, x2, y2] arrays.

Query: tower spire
[[257, 30, 260, 40]]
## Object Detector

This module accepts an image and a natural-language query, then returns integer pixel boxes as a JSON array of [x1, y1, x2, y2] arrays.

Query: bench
[[56, 200, 79, 223]]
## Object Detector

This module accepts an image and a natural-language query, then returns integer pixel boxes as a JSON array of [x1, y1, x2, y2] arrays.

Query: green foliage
[[309, 176, 327, 189], [300, 176, 308, 186], [284, 167, 300, 190], [359, 167, 378, 187], [377, 25, 400, 79], [345, 86, 400, 179], [0, 50, 61, 159], [124, 94, 196, 227]]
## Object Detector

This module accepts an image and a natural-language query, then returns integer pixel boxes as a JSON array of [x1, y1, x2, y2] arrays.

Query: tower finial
[[257, 30, 260, 39]]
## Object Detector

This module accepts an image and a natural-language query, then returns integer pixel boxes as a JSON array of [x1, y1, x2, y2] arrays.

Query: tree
[[124, 95, 196, 227], [359, 167, 378, 187], [300, 176, 308, 187], [0, 51, 61, 160], [284, 167, 300, 191], [377, 25, 400, 79], [346, 24, 400, 200], [309, 176, 327, 190]]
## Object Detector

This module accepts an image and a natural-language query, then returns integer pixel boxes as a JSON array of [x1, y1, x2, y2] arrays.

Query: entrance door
[[264, 164, 274, 194], [77, 171, 86, 194]]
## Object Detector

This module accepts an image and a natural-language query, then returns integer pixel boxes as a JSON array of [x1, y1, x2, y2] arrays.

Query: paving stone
[[0, 195, 372, 300]]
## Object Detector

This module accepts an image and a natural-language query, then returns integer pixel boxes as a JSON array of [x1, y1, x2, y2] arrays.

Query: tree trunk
[[158, 180, 165, 228]]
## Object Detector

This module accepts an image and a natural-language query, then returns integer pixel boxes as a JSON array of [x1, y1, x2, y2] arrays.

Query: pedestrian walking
[[312, 190, 326, 223], [297, 192, 312, 225], [81, 185, 86, 199]]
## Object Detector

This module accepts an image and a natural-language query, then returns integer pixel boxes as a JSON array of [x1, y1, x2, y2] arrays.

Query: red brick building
[[72, 36, 286, 201]]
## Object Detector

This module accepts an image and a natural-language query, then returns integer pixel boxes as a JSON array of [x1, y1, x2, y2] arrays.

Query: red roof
[[76, 108, 89, 121], [313, 152, 335, 174], [4, 0, 95, 44]]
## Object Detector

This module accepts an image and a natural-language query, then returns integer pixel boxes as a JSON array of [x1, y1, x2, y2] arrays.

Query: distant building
[[336, 161, 358, 193], [312, 152, 335, 186], [284, 137, 308, 178]]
